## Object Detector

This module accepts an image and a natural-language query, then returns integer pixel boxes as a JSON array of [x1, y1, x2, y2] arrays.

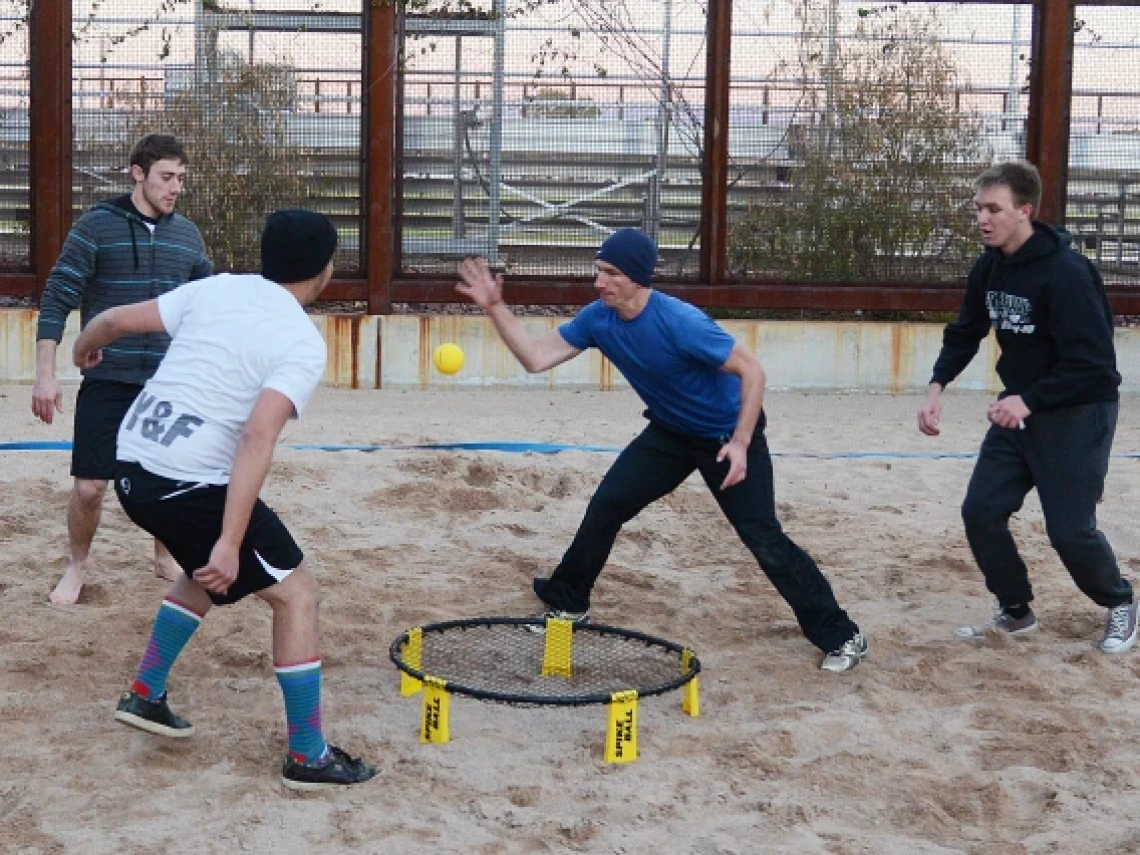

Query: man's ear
[[130, 164, 146, 184]]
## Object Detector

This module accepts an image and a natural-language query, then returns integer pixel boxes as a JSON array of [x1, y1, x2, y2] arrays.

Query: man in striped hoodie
[[32, 134, 212, 604]]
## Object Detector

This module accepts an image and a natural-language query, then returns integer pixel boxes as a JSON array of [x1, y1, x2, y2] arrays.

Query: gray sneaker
[[820, 633, 868, 672], [955, 606, 1038, 639], [1100, 598, 1138, 654]]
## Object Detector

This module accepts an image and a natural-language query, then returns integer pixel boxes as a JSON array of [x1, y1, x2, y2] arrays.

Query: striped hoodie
[[36, 195, 212, 384]]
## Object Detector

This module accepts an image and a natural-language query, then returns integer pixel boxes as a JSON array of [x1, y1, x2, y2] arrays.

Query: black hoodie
[[930, 222, 1120, 413]]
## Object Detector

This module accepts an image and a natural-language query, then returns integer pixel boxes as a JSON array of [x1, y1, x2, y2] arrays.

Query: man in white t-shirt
[[70, 209, 375, 792]]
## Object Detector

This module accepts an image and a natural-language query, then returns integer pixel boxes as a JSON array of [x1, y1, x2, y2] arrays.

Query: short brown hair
[[129, 134, 188, 176], [974, 160, 1041, 216]]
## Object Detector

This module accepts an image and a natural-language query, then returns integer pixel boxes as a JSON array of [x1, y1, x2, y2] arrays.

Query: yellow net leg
[[682, 676, 700, 717], [420, 676, 451, 744], [681, 649, 700, 717], [604, 690, 639, 763], [401, 627, 423, 697], [541, 617, 574, 678]]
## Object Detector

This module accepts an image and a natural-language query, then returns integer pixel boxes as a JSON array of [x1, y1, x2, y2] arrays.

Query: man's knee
[[961, 495, 1004, 531], [1045, 523, 1094, 560], [584, 491, 640, 528], [73, 478, 108, 508], [746, 527, 793, 566], [261, 563, 320, 611]]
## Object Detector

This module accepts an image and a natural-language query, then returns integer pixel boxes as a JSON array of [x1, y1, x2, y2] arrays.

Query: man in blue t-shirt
[[456, 228, 867, 672]]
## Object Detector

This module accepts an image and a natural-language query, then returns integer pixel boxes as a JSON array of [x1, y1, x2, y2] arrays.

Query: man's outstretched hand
[[456, 257, 504, 311]]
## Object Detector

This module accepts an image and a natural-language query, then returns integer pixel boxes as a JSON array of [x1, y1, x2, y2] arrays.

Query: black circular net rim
[[388, 616, 701, 707]]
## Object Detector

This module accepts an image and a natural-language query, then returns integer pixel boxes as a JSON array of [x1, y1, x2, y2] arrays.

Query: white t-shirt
[[117, 273, 327, 484]]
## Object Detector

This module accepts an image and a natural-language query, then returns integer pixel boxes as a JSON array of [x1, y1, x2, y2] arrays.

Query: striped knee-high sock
[[275, 659, 328, 764], [132, 598, 204, 700]]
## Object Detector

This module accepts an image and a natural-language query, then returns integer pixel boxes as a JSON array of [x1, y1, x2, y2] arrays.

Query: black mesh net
[[1067, 6, 1140, 289], [391, 619, 699, 706], [728, 1, 1030, 284], [71, 0, 363, 275], [400, 0, 706, 280], [0, 4, 28, 271]]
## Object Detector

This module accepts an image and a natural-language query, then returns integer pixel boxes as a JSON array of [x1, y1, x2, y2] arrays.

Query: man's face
[[132, 157, 186, 217], [974, 184, 1032, 252], [593, 261, 640, 305]]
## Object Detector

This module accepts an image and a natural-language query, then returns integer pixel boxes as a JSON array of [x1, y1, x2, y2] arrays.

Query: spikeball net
[[390, 616, 701, 763]]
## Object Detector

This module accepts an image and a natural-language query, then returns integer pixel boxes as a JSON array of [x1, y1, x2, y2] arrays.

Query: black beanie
[[595, 228, 657, 287], [260, 209, 338, 284]]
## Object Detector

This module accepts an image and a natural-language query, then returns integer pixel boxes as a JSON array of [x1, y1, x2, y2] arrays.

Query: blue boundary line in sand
[[2, 439, 1138, 460]]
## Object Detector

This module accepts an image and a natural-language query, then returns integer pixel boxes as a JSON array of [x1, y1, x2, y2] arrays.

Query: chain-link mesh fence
[[71, 0, 362, 275], [3, 3, 1138, 305], [1068, 5, 1140, 288], [400, 0, 706, 279], [727, 1, 1030, 284], [0, 2, 28, 271]]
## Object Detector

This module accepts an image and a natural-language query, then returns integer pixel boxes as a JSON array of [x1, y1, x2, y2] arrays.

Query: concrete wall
[[4, 309, 1137, 394]]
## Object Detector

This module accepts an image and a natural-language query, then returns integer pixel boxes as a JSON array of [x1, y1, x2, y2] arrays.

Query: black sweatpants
[[538, 417, 860, 653], [961, 400, 1130, 609]]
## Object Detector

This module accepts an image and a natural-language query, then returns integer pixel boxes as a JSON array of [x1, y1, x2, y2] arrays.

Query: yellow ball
[[433, 342, 465, 375]]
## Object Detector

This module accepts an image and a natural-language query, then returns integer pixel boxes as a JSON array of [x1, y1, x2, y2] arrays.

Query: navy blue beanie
[[596, 228, 657, 287], [261, 209, 338, 284]]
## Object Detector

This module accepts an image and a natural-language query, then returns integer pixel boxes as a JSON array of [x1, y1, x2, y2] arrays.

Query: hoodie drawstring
[[128, 220, 139, 270]]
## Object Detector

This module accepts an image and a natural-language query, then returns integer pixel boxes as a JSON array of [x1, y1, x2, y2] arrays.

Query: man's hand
[[717, 438, 748, 489], [193, 539, 240, 596], [31, 376, 64, 425], [72, 344, 103, 371], [917, 383, 943, 436], [987, 395, 1030, 430], [456, 257, 504, 311]]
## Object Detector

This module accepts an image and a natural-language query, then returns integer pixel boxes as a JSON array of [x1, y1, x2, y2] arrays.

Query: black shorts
[[113, 461, 305, 606], [72, 378, 144, 480]]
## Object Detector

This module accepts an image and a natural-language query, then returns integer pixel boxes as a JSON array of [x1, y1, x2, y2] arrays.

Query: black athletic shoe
[[114, 689, 194, 738], [532, 576, 588, 612], [532, 576, 554, 605], [282, 745, 377, 792]]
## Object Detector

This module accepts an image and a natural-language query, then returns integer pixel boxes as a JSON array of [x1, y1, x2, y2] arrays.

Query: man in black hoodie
[[918, 160, 1135, 653], [32, 134, 212, 605]]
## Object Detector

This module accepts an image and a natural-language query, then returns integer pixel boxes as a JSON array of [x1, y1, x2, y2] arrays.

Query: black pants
[[539, 417, 860, 653], [961, 400, 1130, 610]]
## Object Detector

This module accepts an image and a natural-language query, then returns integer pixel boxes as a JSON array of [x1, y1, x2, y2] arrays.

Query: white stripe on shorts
[[253, 548, 292, 584], [160, 482, 208, 501]]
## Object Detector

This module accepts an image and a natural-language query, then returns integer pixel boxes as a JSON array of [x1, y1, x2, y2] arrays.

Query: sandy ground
[[2, 382, 1139, 855]]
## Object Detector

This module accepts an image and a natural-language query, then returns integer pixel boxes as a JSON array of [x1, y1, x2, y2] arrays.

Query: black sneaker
[[282, 745, 377, 792], [114, 689, 194, 738]]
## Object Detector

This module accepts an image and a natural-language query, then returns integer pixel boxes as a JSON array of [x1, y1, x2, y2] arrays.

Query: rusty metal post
[[700, 0, 732, 286], [29, 0, 72, 298], [1026, 0, 1074, 225], [363, 0, 397, 314]]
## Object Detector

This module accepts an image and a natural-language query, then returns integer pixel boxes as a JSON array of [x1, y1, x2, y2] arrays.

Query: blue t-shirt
[[558, 290, 740, 438]]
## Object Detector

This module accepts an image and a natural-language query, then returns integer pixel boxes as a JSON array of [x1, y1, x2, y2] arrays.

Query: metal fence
[[6, 1, 1140, 315]]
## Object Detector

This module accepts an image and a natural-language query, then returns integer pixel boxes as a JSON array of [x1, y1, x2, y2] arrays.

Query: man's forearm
[[486, 302, 544, 372], [731, 364, 766, 446], [72, 309, 123, 357], [218, 431, 276, 549], [35, 339, 58, 379]]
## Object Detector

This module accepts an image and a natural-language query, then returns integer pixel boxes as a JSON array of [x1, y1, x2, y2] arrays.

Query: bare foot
[[154, 555, 182, 583], [49, 564, 86, 605]]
